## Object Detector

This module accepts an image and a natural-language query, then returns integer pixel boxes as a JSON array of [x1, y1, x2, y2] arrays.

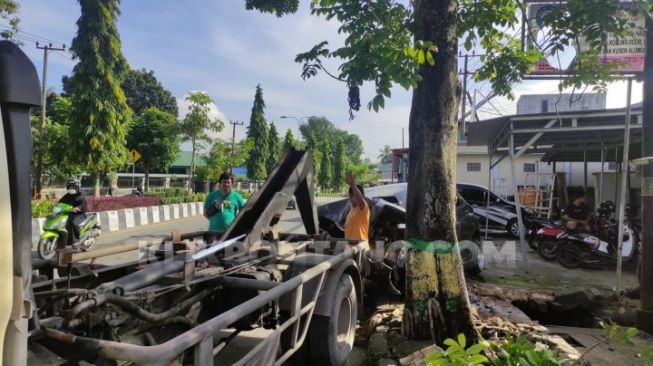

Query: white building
[[516, 93, 606, 115]]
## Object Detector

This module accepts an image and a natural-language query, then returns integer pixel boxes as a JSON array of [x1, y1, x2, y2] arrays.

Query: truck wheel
[[308, 274, 357, 366], [38, 237, 58, 260]]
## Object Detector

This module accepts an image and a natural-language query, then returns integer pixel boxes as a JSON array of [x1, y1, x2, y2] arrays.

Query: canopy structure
[[468, 107, 642, 165], [467, 99, 641, 293]]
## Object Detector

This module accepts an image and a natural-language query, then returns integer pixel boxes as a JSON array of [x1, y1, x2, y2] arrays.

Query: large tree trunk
[[403, 0, 478, 344]]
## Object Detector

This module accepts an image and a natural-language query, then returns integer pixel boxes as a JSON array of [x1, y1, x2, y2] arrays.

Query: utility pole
[[460, 52, 469, 139], [638, 14, 653, 335], [229, 120, 244, 174], [34, 42, 65, 197]]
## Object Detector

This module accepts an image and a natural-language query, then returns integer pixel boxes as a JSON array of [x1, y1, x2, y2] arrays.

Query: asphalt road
[[94, 209, 307, 247], [74, 209, 308, 266]]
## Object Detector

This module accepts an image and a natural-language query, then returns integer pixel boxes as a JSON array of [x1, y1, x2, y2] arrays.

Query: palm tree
[[377, 145, 393, 164]]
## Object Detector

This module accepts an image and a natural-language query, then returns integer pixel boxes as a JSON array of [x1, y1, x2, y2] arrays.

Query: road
[[72, 210, 308, 265], [94, 209, 307, 248]]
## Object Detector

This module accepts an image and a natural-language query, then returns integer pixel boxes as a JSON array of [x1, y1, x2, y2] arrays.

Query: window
[[608, 162, 618, 170], [541, 100, 549, 113], [523, 163, 536, 172], [466, 162, 481, 172], [461, 188, 485, 205]]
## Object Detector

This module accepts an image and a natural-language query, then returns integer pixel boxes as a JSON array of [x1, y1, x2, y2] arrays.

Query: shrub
[[146, 188, 206, 205], [425, 333, 563, 366], [84, 196, 161, 212], [425, 334, 489, 366], [31, 199, 56, 218], [235, 189, 252, 199]]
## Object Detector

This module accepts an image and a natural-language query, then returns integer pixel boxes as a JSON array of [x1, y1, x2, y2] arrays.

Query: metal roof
[[466, 107, 642, 163]]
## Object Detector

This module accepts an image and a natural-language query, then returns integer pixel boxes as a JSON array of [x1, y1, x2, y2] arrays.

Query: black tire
[[507, 219, 520, 238], [307, 274, 357, 366], [460, 239, 483, 275], [528, 236, 539, 250], [537, 239, 559, 261], [557, 244, 583, 269], [37, 237, 58, 260]]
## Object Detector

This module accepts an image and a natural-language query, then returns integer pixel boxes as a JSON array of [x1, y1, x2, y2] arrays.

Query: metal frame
[[45, 244, 364, 366], [477, 105, 642, 268]]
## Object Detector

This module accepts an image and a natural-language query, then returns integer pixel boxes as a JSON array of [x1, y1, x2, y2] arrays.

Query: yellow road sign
[[130, 149, 142, 162]]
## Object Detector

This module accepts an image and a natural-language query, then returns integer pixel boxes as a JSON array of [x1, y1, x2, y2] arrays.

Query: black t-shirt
[[59, 192, 86, 212], [565, 202, 589, 220]]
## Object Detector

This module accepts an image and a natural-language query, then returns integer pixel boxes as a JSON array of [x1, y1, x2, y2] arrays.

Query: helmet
[[597, 201, 615, 216], [66, 180, 80, 191]]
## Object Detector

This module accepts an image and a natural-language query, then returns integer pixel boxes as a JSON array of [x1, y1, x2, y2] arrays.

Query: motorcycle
[[526, 216, 560, 252], [534, 224, 567, 261], [544, 201, 637, 269], [533, 201, 618, 262], [555, 223, 636, 269], [37, 203, 101, 260]]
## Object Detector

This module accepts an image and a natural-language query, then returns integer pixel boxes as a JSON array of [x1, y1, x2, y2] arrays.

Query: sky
[[4, 0, 644, 161]]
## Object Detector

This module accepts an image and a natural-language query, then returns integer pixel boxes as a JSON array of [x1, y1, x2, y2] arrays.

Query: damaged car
[[317, 183, 484, 278]]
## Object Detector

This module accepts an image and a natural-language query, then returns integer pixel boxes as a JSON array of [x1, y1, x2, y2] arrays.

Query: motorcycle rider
[[564, 191, 592, 233], [58, 180, 87, 245]]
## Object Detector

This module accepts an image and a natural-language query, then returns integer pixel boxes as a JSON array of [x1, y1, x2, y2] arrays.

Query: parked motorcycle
[[526, 216, 559, 251], [534, 201, 615, 262], [555, 223, 636, 269], [551, 201, 637, 269], [37, 203, 101, 260], [534, 225, 566, 261]]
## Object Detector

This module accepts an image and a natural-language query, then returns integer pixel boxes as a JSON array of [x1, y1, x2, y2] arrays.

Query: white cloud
[[177, 93, 234, 148]]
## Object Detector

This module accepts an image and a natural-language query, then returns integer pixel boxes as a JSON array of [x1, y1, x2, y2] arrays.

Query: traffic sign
[[130, 149, 141, 162]]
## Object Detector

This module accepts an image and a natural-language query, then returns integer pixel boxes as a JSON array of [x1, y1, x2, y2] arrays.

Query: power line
[[0, 24, 67, 47]]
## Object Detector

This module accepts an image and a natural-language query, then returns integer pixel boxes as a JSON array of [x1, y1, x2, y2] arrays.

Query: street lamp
[[280, 115, 310, 143]]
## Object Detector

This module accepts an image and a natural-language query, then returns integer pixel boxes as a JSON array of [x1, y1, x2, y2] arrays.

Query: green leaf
[[464, 36, 473, 50], [466, 343, 487, 355], [518, 356, 532, 366], [417, 49, 425, 64], [443, 338, 458, 348], [469, 354, 488, 364], [457, 333, 466, 349], [626, 327, 638, 338], [426, 51, 435, 65]]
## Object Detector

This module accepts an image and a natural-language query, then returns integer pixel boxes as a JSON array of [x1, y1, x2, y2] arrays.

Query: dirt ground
[[478, 236, 639, 294], [359, 236, 648, 366]]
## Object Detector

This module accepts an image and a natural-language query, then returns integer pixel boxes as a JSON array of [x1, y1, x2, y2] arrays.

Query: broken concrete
[[552, 288, 594, 311]]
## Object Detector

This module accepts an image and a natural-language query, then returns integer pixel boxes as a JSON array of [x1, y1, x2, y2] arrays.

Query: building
[[516, 93, 606, 115], [117, 151, 207, 188], [378, 163, 393, 184]]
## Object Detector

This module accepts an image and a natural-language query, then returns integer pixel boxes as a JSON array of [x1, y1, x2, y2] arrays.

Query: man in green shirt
[[204, 172, 246, 231]]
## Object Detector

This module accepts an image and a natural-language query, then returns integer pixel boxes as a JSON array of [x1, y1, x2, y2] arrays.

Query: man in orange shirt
[[344, 171, 370, 241]]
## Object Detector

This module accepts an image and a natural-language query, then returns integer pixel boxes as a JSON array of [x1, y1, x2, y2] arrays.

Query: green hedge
[[235, 189, 252, 199], [146, 188, 206, 205]]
